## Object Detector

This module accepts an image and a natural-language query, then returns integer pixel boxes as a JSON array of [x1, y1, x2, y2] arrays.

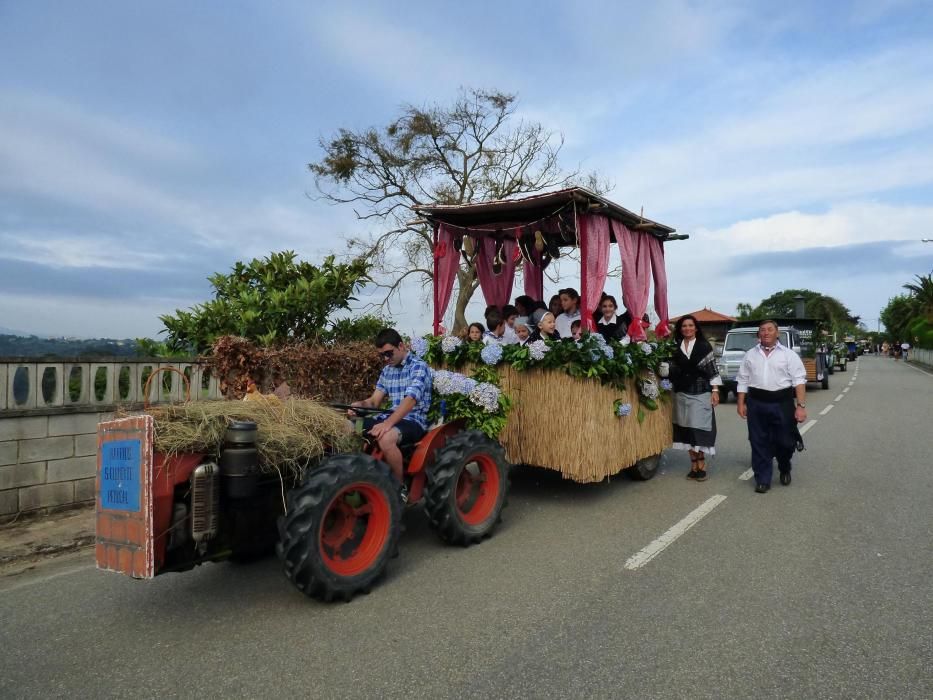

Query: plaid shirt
[[375, 351, 432, 429]]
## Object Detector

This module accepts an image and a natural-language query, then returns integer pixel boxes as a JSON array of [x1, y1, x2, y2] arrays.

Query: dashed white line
[[819, 404, 834, 415], [843, 387, 850, 393], [624, 495, 727, 570], [799, 419, 817, 435], [834, 394, 844, 401], [848, 381, 855, 386], [739, 468, 754, 481]]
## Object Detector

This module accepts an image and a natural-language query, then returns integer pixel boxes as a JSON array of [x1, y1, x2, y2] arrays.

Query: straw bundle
[[496, 367, 672, 483], [126, 399, 355, 477]]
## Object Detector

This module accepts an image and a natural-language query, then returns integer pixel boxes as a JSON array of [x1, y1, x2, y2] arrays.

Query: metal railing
[[0, 358, 222, 412]]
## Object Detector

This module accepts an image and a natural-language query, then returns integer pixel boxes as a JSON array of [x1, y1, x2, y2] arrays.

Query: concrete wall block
[[0, 462, 47, 490], [0, 416, 49, 441], [19, 436, 74, 462], [48, 412, 104, 437], [0, 441, 17, 467], [74, 477, 96, 502], [0, 488, 17, 515], [19, 481, 75, 511], [37, 363, 65, 408], [47, 455, 97, 483], [74, 433, 99, 457]]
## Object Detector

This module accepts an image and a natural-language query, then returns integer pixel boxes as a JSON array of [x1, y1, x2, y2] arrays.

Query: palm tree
[[903, 274, 933, 322]]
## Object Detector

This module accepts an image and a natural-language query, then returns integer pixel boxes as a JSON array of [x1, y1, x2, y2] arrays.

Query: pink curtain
[[578, 214, 611, 332], [647, 236, 671, 338], [432, 224, 459, 335], [475, 236, 518, 309], [612, 221, 651, 341], [522, 246, 544, 301]]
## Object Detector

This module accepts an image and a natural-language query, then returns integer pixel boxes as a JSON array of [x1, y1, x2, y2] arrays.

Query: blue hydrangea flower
[[469, 382, 501, 413], [441, 335, 462, 353], [528, 339, 549, 361], [639, 342, 653, 354], [660, 378, 673, 391], [616, 402, 632, 417], [409, 336, 428, 357], [480, 342, 503, 365], [601, 344, 615, 359], [625, 355, 633, 365]]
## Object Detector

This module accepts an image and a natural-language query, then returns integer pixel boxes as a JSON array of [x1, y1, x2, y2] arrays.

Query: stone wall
[[0, 409, 112, 518]]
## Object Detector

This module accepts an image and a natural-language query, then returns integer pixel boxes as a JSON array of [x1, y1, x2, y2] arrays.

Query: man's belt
[[747, 387, 794, 403]]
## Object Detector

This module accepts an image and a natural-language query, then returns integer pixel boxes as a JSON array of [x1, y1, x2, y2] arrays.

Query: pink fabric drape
[[612, 220, 652, 341], [578, 214, 611, 332], [432, 224, 460, 335], [522, 245, 544, 301], [474, 236, 518, 309], [647, 236, 671, 338]]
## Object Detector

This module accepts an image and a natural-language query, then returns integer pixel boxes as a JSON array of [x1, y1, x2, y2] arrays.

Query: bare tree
[[309, 88, 594, 331]]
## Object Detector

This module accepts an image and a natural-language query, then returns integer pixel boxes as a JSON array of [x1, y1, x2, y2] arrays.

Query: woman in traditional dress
[[669, 315, 722, 481]]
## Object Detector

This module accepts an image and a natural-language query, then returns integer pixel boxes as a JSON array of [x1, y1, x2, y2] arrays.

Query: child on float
[[570, 319, 582, 341], [483, 308, 509, 345], [466, 323, 485, 343], [502, 304, 519, 344], [529, 308, 561, 342], [595, 294, 621, 341], [555, 288, 581, 338], [513, 317, 532, 345]]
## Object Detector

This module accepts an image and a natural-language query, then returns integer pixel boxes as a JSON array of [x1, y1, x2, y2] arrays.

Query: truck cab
[[718, 326, 802, 401]]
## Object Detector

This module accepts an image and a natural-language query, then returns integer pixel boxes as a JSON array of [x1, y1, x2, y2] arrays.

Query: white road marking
[[799, 419, 817, 435], [848, 380, 855, 385], [904, 362, 933, 377], [843, 387, 850, 393], [834, 394, 844, 401], [624, 495, 727, 570], [819, 404, 834, 415], [739, 468, 754, 481]]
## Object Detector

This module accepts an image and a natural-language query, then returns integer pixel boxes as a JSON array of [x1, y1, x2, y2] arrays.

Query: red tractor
[[277, 408, 510, 601], [96, 409, 510, 603]]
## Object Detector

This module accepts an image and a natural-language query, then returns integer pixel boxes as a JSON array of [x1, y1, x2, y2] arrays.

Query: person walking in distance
[[736, 320, 808, 493]]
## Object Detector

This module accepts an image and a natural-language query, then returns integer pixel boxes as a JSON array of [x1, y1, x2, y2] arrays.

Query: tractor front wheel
[[425, 431, 510, 546], [276, 454, 401, 602]]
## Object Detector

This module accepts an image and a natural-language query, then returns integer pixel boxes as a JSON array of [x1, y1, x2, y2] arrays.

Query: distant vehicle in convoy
[[832, 343, 849, 371], [719, 321, 830, 401]]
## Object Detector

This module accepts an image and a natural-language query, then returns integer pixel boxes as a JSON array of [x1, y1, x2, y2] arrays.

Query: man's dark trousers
[[747, 398, 796, 486]]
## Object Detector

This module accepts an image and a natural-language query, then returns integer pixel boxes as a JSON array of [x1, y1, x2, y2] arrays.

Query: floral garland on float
[[408, 331, 673, 437]]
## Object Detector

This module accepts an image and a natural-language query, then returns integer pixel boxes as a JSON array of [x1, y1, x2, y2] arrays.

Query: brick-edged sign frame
[[96, 415, 155, 578]]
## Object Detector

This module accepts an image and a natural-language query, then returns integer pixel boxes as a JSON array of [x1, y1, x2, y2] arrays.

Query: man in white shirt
[[736, 320, 808, 493]]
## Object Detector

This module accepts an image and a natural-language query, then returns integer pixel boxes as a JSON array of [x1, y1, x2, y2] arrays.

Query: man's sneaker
[[686, 469, 699, 479], [694, 469, 709, 482]]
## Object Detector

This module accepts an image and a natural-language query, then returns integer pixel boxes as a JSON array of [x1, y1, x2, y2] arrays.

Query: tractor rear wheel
[[276, 454, 401, 602], [626, 453, 662, 480], [425, 431, 510, 546]]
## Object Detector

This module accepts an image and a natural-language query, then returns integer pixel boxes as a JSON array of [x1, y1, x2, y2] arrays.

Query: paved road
[[1, 356, 930, 699]]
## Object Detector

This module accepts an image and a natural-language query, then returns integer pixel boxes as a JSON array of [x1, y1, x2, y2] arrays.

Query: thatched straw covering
[[129, 399, 353, 476], [496, 367, 672, 483]]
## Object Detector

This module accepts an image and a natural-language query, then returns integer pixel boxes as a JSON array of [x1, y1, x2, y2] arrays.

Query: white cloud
[[0, 232, 173, 269]]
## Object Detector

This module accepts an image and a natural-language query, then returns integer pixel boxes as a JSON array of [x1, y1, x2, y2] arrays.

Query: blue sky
[[1, 0, 932, 338]]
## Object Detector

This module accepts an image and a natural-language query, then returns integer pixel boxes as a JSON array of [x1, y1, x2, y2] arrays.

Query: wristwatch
[[796, 402, 806, 408]]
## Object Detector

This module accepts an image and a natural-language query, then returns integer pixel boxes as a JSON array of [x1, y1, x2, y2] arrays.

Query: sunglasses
[[378, 349, 395, 360]]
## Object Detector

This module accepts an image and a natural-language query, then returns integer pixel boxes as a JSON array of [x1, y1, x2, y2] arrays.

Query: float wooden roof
[[414, 187, 683, 241]]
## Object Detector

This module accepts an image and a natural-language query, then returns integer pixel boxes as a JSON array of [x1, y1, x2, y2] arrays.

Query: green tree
[[879, 294, 915, 342], [310, 88, 600, 332], [902, 273, 933, 322], [735, 302, 754, 320], [752, 289, 859, 337], [159, 251, 374, 353]]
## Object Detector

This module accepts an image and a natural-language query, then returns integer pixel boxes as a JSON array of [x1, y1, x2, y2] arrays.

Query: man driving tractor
[[349, 328, 433, 496]]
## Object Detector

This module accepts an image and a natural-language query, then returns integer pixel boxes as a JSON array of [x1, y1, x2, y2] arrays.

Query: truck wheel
[[821, 374, 830, 390], [839, 361, 847, 372], [276, 454, 401, 602], [626, 453, 662, 481], [425, 430, 510, 546]]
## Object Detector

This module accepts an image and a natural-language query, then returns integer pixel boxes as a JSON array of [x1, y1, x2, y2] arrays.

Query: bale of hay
[[126, 399, 355, 477], [496, 367, 672, 483]]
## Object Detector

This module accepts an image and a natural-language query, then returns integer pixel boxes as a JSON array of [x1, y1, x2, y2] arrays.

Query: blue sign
[[101, 439, 142, 512]]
